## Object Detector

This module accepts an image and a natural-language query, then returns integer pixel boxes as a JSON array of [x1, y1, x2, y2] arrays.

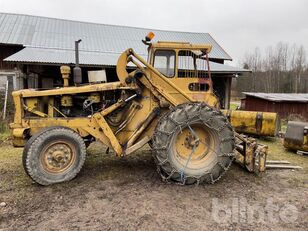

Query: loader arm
[[117, 48, 195, 106], [116, 48, 268, 173]]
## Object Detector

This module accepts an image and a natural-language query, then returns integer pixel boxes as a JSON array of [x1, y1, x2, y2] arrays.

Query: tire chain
[[152, 102, 235, 185]]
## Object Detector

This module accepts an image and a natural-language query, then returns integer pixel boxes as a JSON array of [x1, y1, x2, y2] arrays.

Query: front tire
[[152, 103, 235, 185], [23, 127, 86, 185]]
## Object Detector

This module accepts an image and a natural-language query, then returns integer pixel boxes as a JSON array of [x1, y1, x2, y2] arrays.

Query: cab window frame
[[153, 49, 176, 78]]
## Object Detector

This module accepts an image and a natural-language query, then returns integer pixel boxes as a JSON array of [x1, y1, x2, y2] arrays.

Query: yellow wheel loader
[[10, 32, 270, 185]]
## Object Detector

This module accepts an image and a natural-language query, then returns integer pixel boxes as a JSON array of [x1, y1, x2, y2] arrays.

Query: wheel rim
[[40, 141, 77, 174], [172, 124, 217, 170]]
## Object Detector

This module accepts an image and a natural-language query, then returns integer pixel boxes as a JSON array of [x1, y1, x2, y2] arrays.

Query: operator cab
[[145, 33, 213, 94], [142, 33, 217, 106]]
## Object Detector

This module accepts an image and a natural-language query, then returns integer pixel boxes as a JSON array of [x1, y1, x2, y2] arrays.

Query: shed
[[0, 12, 249, 109], [241, 92, 308, 118]]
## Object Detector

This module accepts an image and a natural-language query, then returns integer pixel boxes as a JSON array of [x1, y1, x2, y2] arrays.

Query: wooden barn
[[241, 92, 308, 119]]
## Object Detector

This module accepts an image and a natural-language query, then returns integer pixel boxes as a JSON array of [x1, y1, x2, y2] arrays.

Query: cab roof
[[151, 41, 212, 53]]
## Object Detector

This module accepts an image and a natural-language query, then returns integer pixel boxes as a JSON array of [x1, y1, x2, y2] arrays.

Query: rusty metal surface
[[285, 121, 307, 143], [283, 121, 308, 152], [222, 109, 279, 137]]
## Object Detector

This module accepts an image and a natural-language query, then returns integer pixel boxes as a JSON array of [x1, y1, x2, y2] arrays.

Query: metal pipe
[[124, 94, 137, 102], [74, 39, 82, 85], [75, 39, 82, 66], [266, 160, 291, 164], [100, 94, 137, 117], [205, 52, 213, 92], [266, 165, 302, 170]]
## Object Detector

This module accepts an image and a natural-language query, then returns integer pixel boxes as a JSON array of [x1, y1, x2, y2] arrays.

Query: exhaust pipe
[[73, 39, 82, 85]]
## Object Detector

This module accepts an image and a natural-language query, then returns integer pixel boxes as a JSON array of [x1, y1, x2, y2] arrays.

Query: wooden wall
[[242, 96, 308, 118]]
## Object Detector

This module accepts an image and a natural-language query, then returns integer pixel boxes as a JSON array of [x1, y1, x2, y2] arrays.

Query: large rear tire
[[152, 103, 235, 185], [23, 127, 86, 185]]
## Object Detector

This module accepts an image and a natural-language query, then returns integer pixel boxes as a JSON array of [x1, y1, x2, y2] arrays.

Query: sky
[[0, 0, 307, 66]]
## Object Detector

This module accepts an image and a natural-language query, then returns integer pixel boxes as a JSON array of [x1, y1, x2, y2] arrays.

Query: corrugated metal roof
[[4, 47, 246, 73], [0, 12, 232, 60], [5, 47, 122, 66], [243, 92, 308, 102]]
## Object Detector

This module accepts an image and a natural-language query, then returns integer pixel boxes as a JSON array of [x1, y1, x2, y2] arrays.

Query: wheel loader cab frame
[[148, 42, 214, 97]]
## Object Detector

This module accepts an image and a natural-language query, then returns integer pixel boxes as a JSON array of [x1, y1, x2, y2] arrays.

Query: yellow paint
[[60, 65, 71, 87], [10, 38, 270, 168], [222, 110, 278, 137]]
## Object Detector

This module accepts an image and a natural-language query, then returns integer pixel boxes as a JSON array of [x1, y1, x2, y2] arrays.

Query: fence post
[[3, 79, 9, 120]]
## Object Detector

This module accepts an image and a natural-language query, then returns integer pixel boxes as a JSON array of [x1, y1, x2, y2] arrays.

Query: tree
[[291, 45, 306, 93], [236, 42, 307, 94]]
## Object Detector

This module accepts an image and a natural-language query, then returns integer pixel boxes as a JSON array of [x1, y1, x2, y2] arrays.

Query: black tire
[[22, 127, 86, 185], [152, 103, 235, 185], [148, 140, 154, 149], [22, 127, 55, 178]]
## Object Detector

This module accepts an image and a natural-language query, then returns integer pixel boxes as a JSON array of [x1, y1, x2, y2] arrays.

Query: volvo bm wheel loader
[[10, 32, 269, 185]]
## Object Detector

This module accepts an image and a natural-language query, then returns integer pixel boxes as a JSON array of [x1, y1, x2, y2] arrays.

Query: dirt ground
[[0, 138, 307, 231]]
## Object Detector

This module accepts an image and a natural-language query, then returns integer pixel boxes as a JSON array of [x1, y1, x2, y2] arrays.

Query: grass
[[258, 137, 308, 187], [0, 131, 10, 141], [229, 102, 239, 110], [280, 119, 288, 133], [259, 137, 308, 168], [0, 144, 29, 195], [0, 117, 11, 142]]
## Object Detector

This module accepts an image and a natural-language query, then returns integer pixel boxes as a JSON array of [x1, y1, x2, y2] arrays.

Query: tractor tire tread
[[23, 126, 86, 186], [152, 102, 235, 185]]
